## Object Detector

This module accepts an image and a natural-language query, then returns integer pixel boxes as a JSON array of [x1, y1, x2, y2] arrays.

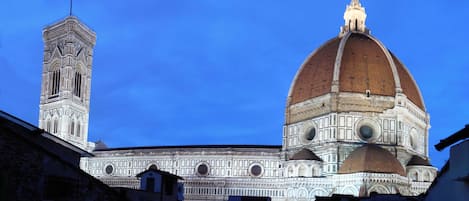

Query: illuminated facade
[[38, 1, 436, 200]]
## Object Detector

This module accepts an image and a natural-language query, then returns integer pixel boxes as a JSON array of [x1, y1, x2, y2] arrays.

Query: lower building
[[424, 126, 469, 201], [0, 111, 121, 201]]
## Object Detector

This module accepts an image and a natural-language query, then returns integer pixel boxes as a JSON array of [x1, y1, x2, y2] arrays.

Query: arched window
[[73, 72, 82, 97], [46, 120, 51, 132], [70, 121, 75, 135], [298, 165, 307, 177], [53, 119, 58, 133], [76, 122, 81, 137], [424, 171, 431, 182], [50, 70, 60, 96], [411, 172, 418, 181], [312, 168, 316, 176], [287, 166, 294, 177]]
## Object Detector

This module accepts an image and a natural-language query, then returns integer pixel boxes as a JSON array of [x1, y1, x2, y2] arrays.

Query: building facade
[[38, 1, 437, 200]]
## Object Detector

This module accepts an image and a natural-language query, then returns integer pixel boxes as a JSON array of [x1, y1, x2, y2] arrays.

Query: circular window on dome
[[104, 164, 114, 175], [359, 125, 374, 140], [301, 124, 318, 144], [306, 127, 316, 141], [249, 164, 264, 177], [196, 163, 210, 176], [355, 119, 381, 142]]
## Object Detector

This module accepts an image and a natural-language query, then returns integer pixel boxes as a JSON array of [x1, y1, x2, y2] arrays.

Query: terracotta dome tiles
[[289, 37, 340, 105], [339, 33, 395, 96], [338, 144, 406, 176], [392, 54, 425, 109], [287, 32, 425, 111]]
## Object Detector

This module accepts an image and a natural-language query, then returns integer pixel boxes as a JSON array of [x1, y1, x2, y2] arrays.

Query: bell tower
[[38, 16, 96, 150]]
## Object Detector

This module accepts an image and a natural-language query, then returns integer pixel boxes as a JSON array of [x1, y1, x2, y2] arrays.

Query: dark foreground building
[[0, 110, 184, 201], [0, 110, 122, 201]]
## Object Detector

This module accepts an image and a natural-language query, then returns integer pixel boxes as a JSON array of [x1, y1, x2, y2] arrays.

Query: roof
[[338, 144, 406, 176], [136, 169, 183, 180], [435, 125, 469, 151], [289, 148, 322, 161], [287, 32, 425, 110], [407, 155, 432, 166], [0, 110, 92, 157], [94, 144, 282, 151]]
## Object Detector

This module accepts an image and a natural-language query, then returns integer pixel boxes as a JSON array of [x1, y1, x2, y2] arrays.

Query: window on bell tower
[[76, 122, 81, 137], [50, 70, 60, 97], [70, 121, 75, 135], [53, 119, 58, 133], [73, 72, 82, 98]]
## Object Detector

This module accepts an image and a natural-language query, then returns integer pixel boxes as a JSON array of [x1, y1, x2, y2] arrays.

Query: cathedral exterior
[[38, 1, 437, 200]]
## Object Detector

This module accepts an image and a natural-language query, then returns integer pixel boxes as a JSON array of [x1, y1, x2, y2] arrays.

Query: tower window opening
[[70, 121, 75, 135], [73, 72, 82, 97], [50, 70, 60, 97], [355, 19, 358, 31], [46, 120, 51, 132], [76, 122, 81, 137], [53, 119, 58, 133]]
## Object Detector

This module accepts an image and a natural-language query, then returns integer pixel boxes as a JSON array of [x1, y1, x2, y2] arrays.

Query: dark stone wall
[[0, 122, 123, 201]]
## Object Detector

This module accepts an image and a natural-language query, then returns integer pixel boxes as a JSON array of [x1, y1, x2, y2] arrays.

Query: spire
[[340, 0, 368, 36], [69, 0, 73, 16]]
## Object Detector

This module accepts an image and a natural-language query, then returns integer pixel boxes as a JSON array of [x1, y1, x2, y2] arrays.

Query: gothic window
[[46, 120, 51, 132], [53, 119, 58, 133], [76, 122, 81, 137], [70, 121, 75, 135], [73, 72, 82, 97], [49, 70, 60, 97]]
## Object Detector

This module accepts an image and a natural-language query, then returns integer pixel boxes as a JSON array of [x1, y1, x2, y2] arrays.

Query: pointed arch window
[[73, 72, 82, 97], [76, 122, 81, 137], [70, 121, 75, 135], [53, 119, 58, 133], [50, 70, 61, 97], [46, 120, 51, 132]]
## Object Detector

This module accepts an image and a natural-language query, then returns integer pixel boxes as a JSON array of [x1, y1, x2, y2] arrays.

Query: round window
[[301, 125, 317, 144], [105, 165, 114, 175], [250, 164, 263, 177], [359, 125, 374, 140], [306, 127, 316, 141], [196, 163, 209, 176], [355, 119, 381, 142]]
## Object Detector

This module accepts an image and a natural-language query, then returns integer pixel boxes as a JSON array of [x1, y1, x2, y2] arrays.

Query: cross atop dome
[[340, 0, 369, 36]]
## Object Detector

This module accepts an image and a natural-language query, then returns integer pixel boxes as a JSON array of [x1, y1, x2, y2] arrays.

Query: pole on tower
[[69, 0, 73, 16]]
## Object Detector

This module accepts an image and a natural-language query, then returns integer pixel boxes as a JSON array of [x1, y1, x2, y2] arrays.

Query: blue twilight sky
[[1, 0, 468, 169]]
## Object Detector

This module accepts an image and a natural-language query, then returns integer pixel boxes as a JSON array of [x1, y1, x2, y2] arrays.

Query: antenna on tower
[[69, 0, 73, 16]]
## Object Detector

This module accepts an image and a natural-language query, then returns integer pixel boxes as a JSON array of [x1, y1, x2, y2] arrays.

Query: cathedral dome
[[338, 144, 406, 176], [287, 32, 424, 110]]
